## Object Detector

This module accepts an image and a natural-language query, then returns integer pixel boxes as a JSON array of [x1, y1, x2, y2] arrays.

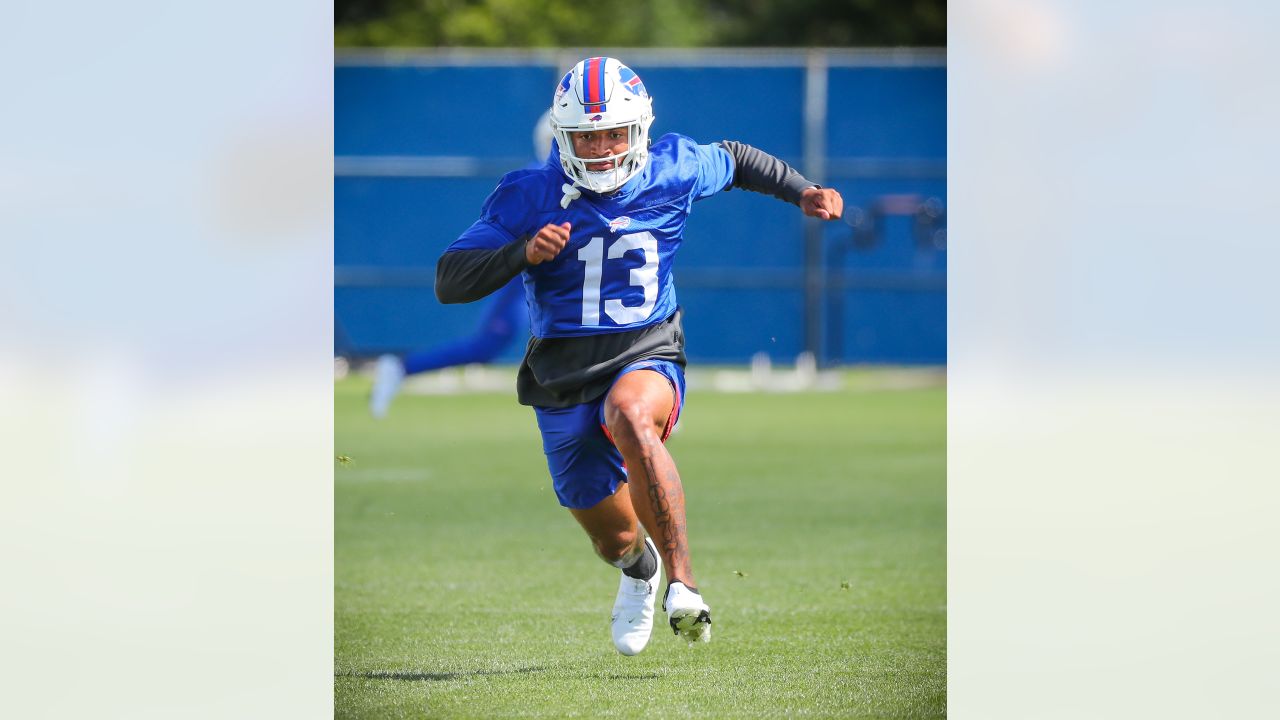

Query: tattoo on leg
[[644, 456, 688, 571]]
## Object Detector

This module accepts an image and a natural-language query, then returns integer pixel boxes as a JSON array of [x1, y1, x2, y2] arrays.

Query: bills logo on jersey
[[618, 66, 648, 98], [608, 216, 632, 232]]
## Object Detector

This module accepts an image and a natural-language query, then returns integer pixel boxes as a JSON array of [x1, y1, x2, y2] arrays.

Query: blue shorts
[[532, 359, 686, 509]]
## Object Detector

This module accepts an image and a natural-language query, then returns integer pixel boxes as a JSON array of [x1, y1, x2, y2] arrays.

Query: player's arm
[[435, 222, 571, 304], [720, 140, 843, 220], [435, 238, 527, 304]]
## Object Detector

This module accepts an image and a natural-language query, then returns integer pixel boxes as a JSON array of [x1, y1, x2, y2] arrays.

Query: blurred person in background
[[368, 112, 555, 418], [435, 57, 843, 655]]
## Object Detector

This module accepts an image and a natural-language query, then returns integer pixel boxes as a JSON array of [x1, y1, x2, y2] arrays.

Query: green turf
[[336, 371, 945, 718]]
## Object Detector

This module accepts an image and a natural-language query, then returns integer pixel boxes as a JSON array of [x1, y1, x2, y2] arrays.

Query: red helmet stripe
[[585, 57, 604, 105]]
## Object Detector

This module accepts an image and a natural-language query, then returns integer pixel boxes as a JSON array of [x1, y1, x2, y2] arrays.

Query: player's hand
[[800, 187, 844, 221], [526, 222, 570, 265]]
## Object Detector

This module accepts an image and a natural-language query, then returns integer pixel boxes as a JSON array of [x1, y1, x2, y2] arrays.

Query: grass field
[[335, 370, 945, 718]]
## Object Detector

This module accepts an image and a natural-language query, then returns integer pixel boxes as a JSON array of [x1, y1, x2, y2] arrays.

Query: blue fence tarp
[[336, 51, 946, 365]]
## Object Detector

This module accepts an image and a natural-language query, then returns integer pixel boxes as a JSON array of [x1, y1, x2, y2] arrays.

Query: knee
[[591, 527, 639, 564], [604, 397, 661, 449]]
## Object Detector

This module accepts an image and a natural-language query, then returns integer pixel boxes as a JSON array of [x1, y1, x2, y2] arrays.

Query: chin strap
[[560, 183, 582, 209]]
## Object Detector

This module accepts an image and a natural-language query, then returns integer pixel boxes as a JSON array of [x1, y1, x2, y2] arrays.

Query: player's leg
[[567, 481, 641, 564], [603, 369, 689, 582], [369, 354, 407, 419], [402, 280, 523, 373], [371, 280, 525, 418], [567, 487, 661, 655], [603, 366, 711, 642], [533, 403, 661, 655]]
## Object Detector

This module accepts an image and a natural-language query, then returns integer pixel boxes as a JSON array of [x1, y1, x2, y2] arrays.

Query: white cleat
[[611, 536, 661, 656], [664, 581, 712, 644], [369, 354, 405, 419]]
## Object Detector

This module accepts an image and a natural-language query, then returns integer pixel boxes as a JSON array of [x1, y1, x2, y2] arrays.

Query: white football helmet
[[549, 57, 655, 194]]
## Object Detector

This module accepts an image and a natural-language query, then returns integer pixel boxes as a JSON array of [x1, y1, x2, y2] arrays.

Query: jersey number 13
[[576, 231, 658, 326]]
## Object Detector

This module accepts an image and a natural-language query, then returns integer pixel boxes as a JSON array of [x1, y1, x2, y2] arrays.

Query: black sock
[[622, 539, 658, 580]]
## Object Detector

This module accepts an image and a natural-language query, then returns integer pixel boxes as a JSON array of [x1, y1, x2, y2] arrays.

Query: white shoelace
[[559, 183, 581, 209]]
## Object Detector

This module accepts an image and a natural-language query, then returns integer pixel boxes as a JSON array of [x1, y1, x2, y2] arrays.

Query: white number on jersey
[[576, 231, 659, 326]]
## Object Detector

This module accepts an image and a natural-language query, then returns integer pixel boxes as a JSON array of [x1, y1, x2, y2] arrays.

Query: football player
[[436, 57, 843, 654]]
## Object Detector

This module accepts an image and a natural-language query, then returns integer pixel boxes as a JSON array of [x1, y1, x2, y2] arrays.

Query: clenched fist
[[526, 222, 571, 265], [799, 187, 844, 221]]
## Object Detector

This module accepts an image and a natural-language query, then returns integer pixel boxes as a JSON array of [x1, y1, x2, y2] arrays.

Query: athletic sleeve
[[691, 142, 737, 201], [435, 236, 528, 304], [436, 179, 536, 304], [719, 140, 817, 205]]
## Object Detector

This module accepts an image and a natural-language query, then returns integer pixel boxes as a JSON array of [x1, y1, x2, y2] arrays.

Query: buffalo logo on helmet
[[617, 66, 648, 98], [554, 72, 572, 102]]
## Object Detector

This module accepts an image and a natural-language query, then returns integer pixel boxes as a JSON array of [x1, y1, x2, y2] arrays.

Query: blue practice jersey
[[446, 134, 735, 338]]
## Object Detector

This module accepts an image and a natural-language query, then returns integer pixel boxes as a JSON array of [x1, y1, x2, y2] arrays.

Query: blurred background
[[334, 0, 946, 368]]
